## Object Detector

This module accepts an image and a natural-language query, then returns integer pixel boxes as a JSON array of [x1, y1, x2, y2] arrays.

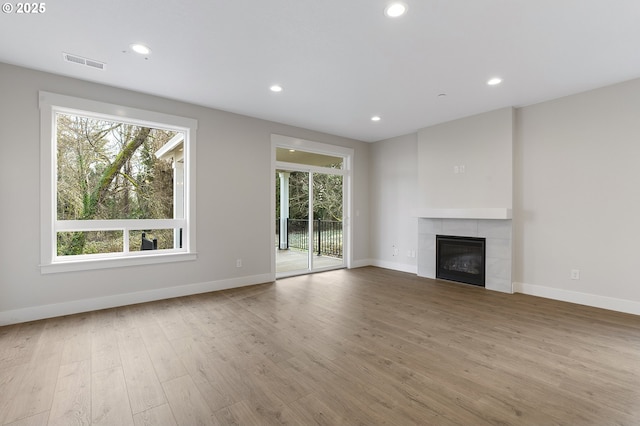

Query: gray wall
[[369, 133, 418, 272], [3, 59, 640, 321], [417, 107, 513, 210], [372, 79, 640, 314], [513, 78, 640, 309], [0, 62, 371, 323]]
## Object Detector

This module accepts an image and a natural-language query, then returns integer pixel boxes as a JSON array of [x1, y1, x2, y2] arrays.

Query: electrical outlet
[[236, 259, 242, 268], [571, 269, 580, 280]]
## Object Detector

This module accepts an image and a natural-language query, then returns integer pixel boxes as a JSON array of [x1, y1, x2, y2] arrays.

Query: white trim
[[38, 91, 198, 130], [344, 149, 353, 269], [308, 170, 315, 269], [55, 219, 185, 231], [41, 252, 197, 274], [413, 208, 512, 220], [0, 273, 273, 326], [270, 145, 277, 276], [513, 282, 640, 316], [275, 160, 348, 176], [272, 134, 354, 157], [271, 134, 354, 276], [39, 91, 197, 273], [369, 259, 418, 274], [350, 259, 374, 269]]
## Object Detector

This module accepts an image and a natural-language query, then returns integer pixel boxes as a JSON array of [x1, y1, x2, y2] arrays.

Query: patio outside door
[[276, 170, 310, 273], [275, 149, 345, 277]]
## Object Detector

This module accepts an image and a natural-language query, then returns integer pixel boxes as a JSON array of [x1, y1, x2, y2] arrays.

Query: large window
[[39, 92, 197, 273]]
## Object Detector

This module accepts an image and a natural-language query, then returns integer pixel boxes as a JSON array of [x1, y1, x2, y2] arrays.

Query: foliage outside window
[[40, 92, 197, 273], [275, 169, 343, 221]]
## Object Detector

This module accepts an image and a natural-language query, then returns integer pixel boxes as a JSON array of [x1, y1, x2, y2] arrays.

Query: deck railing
[[276, 218, 343, 258]]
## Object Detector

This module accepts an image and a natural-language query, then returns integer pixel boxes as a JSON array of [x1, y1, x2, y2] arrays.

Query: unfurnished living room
[[1, 1, 640, 425]]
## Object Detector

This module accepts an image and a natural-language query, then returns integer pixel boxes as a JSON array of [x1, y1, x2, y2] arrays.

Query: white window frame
[[39, 91, 197, 274]]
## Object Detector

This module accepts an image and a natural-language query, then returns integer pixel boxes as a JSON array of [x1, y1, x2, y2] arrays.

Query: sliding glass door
[[276, 170, 310, 273], [274, 147, 346, 277], [311, 171, 343, 271]]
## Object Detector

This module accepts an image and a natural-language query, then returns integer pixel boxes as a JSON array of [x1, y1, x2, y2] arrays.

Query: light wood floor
[[1, 267, 640, 425]]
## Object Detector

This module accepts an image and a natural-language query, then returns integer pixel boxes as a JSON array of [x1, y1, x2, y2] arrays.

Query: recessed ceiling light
[[487, 77, 502, 86], [270, 84, 283, 92], [289, 149, 296, 152], [371, 116, 381, 122], [385, 2, 407, 18], [130, 44, 151, 55]]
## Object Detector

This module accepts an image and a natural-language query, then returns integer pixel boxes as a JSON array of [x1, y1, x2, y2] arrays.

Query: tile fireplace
[[418, 217, 512, 293]]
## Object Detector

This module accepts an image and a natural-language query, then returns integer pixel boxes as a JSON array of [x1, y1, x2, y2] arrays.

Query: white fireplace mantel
[[413, 208, 512, 220]]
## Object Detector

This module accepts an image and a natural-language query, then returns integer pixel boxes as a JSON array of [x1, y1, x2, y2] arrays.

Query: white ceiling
[[2, 1, 639, 142]]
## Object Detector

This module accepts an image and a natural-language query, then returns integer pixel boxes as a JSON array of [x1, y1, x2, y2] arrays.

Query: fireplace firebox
[[436, 235, 486, 287]]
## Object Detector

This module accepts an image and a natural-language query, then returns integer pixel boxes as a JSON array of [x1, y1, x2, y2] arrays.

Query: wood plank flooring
[[1, 266, 640, 425]]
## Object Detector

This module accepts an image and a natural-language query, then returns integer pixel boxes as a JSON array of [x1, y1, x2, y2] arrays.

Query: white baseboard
[[10, 273, 637, 325], [0, 273, 275, 326], [369, 259, 418, 275], [513, 282, 640, 316], [350, 258, 374, 269]]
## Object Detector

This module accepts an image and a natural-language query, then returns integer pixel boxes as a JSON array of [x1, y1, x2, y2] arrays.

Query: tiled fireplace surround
[[418, 218, 513, 293]]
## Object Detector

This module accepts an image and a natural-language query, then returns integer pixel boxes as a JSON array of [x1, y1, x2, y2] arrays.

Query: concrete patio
[[276, 247, 343, 273]]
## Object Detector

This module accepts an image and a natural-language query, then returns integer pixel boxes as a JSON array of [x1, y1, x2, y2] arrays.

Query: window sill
[[40, 252, 197, 274]]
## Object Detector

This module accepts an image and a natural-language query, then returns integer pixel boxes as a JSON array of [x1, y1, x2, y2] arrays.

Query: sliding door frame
[[271, 134, 353, 279]]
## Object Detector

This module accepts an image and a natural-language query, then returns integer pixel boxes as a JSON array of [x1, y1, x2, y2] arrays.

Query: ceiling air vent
[[63, 53, 106, 70]]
